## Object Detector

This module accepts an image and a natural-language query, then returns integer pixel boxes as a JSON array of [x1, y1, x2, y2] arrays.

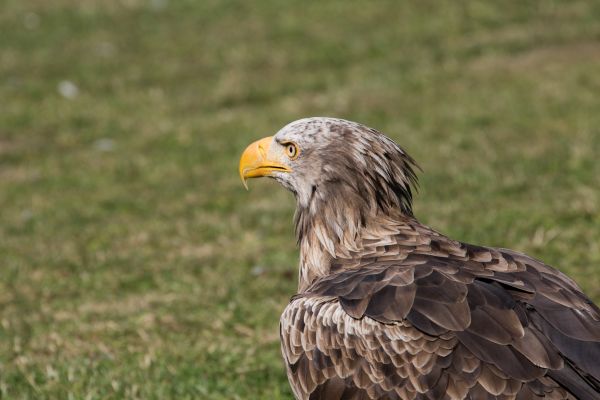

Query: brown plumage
[[238, 117, 600, 400]]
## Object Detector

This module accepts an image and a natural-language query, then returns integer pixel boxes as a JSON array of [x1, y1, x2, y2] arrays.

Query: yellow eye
[[285, 143, 299, 159]]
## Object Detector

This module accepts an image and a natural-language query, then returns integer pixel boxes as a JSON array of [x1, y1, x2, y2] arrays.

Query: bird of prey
[[238, 117, 600, 400]]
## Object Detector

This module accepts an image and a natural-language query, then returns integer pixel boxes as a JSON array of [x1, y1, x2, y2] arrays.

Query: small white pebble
[[251, 265, 266, 276], [95, 41, 116, 58], [23, 13, 40, 30], [58, 80, 79, 99], [93, 138, 115, 152], [149, 0, 168, 10], [20, 209, 33, 222]]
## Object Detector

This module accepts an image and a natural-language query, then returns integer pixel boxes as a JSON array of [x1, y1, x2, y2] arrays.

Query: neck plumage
[[294, 180, 414, 292]]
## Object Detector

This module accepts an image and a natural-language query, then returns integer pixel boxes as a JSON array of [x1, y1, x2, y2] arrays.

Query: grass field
[[1, 1, 600, 398]]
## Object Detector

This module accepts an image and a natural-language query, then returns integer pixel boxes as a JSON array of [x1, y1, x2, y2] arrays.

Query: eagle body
[[239, 118, 600, 400]]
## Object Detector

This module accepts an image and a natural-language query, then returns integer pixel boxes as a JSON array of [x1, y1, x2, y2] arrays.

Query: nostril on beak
[[258, 144, 267, 160]]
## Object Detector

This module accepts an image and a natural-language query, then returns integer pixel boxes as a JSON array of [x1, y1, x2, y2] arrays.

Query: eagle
[[238, 117, 600, 400]]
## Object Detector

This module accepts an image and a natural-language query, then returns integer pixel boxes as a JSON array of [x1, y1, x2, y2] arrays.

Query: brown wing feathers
[[256, 119, 600, 399], [281, 227, 600, 399]]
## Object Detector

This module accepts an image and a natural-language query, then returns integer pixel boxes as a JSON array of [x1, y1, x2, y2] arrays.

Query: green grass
[[1, 0, 600, 398]]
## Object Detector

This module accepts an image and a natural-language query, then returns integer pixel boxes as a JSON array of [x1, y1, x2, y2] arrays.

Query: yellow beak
[[239, 136, 291, 189]]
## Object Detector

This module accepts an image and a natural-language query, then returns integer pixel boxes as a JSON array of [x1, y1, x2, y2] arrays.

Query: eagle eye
[[285, 143, 299, 160]]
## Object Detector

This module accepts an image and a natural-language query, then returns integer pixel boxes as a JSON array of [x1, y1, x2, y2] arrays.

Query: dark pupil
[[288, 146, 294, 155]]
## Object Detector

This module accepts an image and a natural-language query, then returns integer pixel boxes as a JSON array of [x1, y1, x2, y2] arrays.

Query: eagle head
[[240, 117, 418, 214]]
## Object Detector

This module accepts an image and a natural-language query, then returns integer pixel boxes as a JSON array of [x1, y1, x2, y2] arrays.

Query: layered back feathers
[[262, 118, 600, 399]]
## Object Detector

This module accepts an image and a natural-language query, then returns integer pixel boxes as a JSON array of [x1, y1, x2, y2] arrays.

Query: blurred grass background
[[1, 0, 600, 398]]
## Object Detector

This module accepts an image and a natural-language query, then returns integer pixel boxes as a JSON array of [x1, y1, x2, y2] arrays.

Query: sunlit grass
[[1, 1, 599, 398]]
